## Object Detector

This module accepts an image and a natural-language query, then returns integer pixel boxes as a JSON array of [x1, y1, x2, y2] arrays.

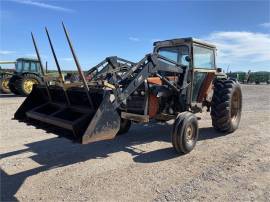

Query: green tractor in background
[[1, 57, 74, 96], [0, 61, 15, 94], [8, 58, 44, 96], [249, 71, 270, 84], [227, 70, 270, 84], [227, 71, 246, 83]]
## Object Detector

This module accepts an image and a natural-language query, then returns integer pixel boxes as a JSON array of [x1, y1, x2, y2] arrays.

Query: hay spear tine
[[62, 22, 94, 107], [45, 27, 71, 106], [31, 32, 52, 101]]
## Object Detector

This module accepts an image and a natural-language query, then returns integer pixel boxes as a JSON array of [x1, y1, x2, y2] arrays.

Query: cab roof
[[16, 58, 39, 62], [153, 37, 216, 49]]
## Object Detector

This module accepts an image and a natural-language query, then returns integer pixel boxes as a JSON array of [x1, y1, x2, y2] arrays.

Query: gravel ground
[[0, 84, 270, 202]]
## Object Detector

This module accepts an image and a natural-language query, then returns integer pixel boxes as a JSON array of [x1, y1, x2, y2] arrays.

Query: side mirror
[[185, 56, 191, 62]]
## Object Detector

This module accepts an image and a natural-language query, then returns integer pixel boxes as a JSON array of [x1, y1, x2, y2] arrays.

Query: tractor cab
[[15, 58, 41, 74], [153, 38, 220, 109], [154, 37, 216, 67]]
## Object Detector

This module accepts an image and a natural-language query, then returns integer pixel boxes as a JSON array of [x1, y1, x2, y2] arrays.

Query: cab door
[[191, 44, 216, 103]]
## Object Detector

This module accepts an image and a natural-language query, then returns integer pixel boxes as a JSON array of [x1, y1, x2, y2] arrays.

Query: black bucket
[[14, 84, 120, 143]]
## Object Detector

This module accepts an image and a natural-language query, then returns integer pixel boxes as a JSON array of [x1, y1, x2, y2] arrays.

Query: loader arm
[[81, 53, 188, 144], [87, 56, 135, 82], [111, 53, 186, 109]]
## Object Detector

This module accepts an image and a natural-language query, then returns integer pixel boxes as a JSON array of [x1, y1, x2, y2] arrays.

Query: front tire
[[16, 74, 42, 96], [211, 78, 242, 133], [8, 75, 21, 95], [171, 112, 199, 154], [117, 119, 132, 135]]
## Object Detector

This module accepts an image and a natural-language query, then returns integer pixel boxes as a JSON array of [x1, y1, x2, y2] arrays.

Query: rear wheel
[[16, 74, 42, 96], [171, 112, 199, 155], [117, 119, 131, 135], [0, 75, 11, 94], [211, 78, 242, 133]]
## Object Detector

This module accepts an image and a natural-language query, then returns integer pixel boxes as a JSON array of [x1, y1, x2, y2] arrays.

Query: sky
[[0, 0, 269, 72]]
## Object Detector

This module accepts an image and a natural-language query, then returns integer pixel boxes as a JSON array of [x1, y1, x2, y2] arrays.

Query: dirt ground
[[1, 84, 270, 202]]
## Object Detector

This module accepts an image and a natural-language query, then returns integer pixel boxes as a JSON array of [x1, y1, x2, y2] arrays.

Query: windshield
[[16, 61, 23, 72], [158, 45, 189, 66]]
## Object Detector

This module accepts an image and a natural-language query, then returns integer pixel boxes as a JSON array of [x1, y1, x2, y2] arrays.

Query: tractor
[[0, 61, 15, 94], [8, 58, 44, 96], [250, 71, 270, 84], [14, 24, 242, 155]]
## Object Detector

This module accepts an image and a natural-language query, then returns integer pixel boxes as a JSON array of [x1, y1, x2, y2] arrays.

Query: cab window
[[24, 61, 30, 71], [158, 45, 189, 66], [159, 47, 178, 62], [16, 61, 23, 72], [193, 45, 215, 69], [36, 63, 41, 72], [30, 62, 37, 72]]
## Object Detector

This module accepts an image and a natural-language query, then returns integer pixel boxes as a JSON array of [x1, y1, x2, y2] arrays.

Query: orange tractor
[[14, 23, 242, 154]]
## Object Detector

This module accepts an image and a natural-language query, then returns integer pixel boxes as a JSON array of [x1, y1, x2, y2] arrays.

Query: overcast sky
[[0, 0, 269, 72]]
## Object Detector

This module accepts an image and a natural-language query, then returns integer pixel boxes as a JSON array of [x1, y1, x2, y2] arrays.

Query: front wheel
[[117, 119, 132, 135], [16, 74, 41, 96], [171, 112, 199, 155], [8, 75, 21, 95]]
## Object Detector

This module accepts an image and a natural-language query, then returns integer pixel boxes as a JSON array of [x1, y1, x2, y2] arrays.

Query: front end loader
[[14, 23, 242, 154]]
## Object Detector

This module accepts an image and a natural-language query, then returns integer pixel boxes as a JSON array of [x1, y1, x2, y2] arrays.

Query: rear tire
[[117, 119, 131, 135], [16, 74, 42, 96], [211, 78, 242, 133], [171, 112, 199, 155]]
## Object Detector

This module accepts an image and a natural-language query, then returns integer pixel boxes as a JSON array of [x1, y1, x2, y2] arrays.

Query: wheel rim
[[231, 90, 241, 124], [185, 124, 194, 145], [23, 79, 38, 94], [2, 78, 9, 90]]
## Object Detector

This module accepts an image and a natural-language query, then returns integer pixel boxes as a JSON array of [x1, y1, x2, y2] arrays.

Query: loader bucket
[[14, 84, 121, 143]]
